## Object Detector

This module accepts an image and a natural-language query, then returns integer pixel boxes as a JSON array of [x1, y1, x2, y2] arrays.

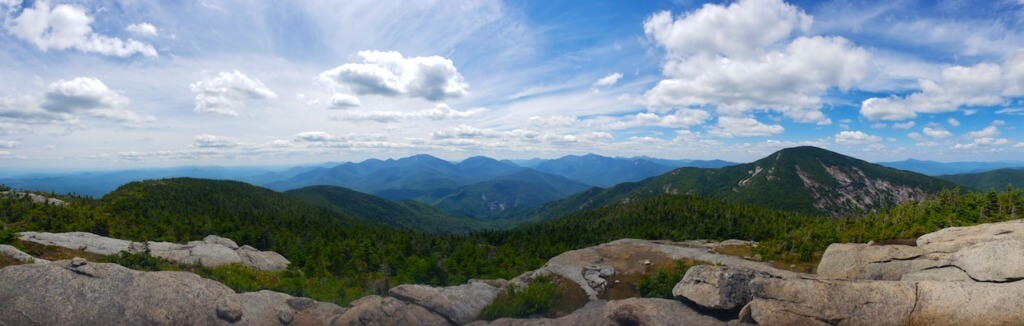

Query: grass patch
[[17, 241, 106, 262], [546, 274, 589, 318], [714, 244, 819, 274], [479, 275, 562, 320]]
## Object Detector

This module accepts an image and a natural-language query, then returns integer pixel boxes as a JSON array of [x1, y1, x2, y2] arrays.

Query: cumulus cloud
[[996, 108, 1024, 115], [834, 130, 882, 144], [5, 1, 157, 57], [592, 73, 623, 88], [190, 70, 277, 116], [707, 116, 784, 138], [334, 104, 483, 123], [528, 115, 580, 128], [861, 52, 1024, 120], [191, 134, 237, 148], [125, 23, 158, 37], [964, 125, 1000, 139], [318, 50, 468, 102], [0, 140, 16, 148], [0, 77, 153, 126], [922, 127, 952, 139], [643, 0, 868, 125], [328, 93, 361, 109], [600, 109, 713, 130], [954, 137, 1011, 150], [947, 118, 960, 127], [893, 121, 915, 129]]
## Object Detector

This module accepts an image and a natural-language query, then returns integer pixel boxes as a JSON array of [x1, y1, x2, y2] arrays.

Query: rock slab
[[389, 281, 501, 325]]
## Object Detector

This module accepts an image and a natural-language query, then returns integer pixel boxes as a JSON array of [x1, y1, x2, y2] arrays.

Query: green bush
[[105, 249, 164, 271], [479, 276, 561, 320], [0, 227, 14, 245], [638, 260, 692, 299]]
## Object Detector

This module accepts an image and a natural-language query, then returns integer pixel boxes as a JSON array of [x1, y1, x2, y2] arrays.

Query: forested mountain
[[531, 153, 735, 187], [877, 159, 1024, 176], [0, 166, 287, 197], [284, 185, 491, 234], [939, 168, 1024, 191], [524, 146, 961, 219], [412, 169, 589, 219]]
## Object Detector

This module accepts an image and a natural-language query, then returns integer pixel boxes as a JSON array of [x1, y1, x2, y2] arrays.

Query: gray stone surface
[[0, 260, 344, 325], [673, 265, 766, 310], [743, 278, 917, 326], [389, 281, 501, 325], [476, 298, 727, 326], [330, 295, 449, 326], [912, 281, 1024, 325], [18, 231, 144, 256]]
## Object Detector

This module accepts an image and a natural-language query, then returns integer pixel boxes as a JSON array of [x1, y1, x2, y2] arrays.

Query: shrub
[[638, 260, 692, 299], [105, 249, 163, 271], [479, 276, 561, 320]]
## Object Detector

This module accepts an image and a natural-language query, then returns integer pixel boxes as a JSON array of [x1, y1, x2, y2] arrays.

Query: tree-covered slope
[[939, 168, 1024, 191], [416, 169, 589, 219], [525, 146, 962, 219], [284, 185, 490, 234]]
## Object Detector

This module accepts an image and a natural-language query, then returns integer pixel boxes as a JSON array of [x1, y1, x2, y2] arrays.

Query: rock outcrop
[[737, 219, 1024, 325], [518, 238, 797, 300], [816, 219, 1024, 282], [475, 298, 728, 326], [672, 265, 770, 310], [0, 191, 68, 206], [331, 295, 450, 326], [389, 281, 501, 325], [0, 259, 343, 325], [18, 232, 290, 271]]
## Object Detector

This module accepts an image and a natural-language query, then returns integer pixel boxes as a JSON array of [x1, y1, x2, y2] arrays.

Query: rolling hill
[[877, 159, 1024, 176], [531, 153, 736, 187], [413, 169, 589, 219], [284, 185, 491, 234], [939, 168, 1024, 191], [524, 146, 961, 219]]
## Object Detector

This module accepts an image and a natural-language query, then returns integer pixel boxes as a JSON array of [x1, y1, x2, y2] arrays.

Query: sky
[[1, 0, 1023, 171]]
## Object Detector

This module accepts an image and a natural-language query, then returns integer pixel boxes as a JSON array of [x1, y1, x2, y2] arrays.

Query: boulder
[[330, 295, 449, 326], [816, 242, 938, 280], [0, 191, 67, 206], [916, 219, 1024, 253], [949, 239, 1024, 282], [742, 277, 916, 326], [912, 281, 1024, 325], [673, 265, 767, 310], [204, 235, 240, 250], [476, 298, 728, 326], [238, 247, 291, 272], [18, 231, 144, 256], [0, 260, 344, 325], [389, 281, 501, 325], [0, 244, 48, 264]]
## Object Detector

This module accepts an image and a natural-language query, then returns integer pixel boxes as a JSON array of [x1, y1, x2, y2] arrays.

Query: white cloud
[[125, 23, 158, 37], [861, 52, 1024, 120], [5, 1, 157, 57], [318, 50, 468, 102], [0, 77, 153, 126], [922, 127, 952, 139], [870, 123, 887, 129], [190, 70, 277, 116], [334, 104, 483, 123], [893, 121, 916, 129], [1015, 142, 1024, 148], [643, 0, 868, 125], [293, 131, 335, 142], [707, 116, 784, 138], [191, 134, 237, 148], [0, 140, 16, 148], [996, 108, 1024, 115], [834, 130, 882, 144], [947, 117, 960, 127], [965, 125, 1000, 139], [954, 137, 1011, 150], [528, 115, 579, 128], [592, 73, 623, 88], [328, 93, 361, 109]]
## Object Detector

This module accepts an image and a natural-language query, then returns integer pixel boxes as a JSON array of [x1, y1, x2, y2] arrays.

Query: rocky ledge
[[17, 232, 290, 271], [4, 220, 1024, 325]]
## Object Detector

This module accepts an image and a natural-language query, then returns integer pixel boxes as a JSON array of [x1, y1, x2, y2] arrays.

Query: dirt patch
[[17, 241, 107, 262], [0, 254, 22, 269], [872, 239, 917, 246], [712, 244, 819, 274], [547, 273, 589, 318], [599, 258, 704, 301]]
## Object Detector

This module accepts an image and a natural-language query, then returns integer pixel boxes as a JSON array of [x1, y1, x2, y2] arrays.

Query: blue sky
[[0, 0, 1023, 170]]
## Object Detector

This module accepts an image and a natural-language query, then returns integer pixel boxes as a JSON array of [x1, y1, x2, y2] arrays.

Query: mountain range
[[878, 159, 1024, 176]]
